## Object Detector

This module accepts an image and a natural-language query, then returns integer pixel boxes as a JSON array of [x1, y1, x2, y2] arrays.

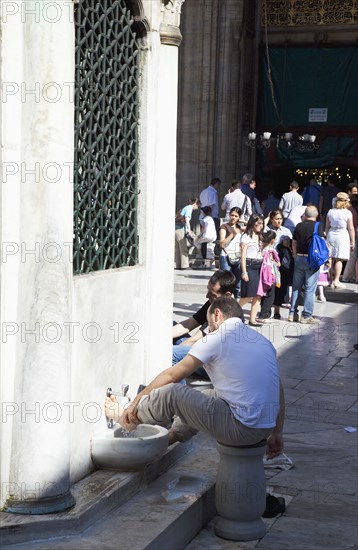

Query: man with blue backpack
[[288, 205, 329, 324]]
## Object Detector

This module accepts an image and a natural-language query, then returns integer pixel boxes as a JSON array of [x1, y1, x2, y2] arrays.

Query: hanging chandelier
[[246, 132, 319, 152]]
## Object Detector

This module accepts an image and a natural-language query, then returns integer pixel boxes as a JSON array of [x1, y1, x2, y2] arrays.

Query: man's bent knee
[[137, 383, 179, 425]]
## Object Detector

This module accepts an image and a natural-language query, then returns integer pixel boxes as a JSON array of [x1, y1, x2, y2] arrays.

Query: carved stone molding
[[160, 0, 185, 45], [124, 0, 151, 39], [160, 23, 183, 46], [170, 0, 186, 14]]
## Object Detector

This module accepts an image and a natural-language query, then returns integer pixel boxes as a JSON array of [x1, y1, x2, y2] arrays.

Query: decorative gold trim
[[262, 0, 357, 26]]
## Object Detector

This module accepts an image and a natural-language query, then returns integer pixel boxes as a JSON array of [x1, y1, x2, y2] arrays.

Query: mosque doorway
[[254, 46, 358, 200]]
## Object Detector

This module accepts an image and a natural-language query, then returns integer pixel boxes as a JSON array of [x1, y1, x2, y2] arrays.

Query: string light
[[294, 166, 352, 184]]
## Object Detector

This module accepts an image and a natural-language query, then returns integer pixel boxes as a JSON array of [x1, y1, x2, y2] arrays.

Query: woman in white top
[[325, 192, 355, 288], [239, 214, 264, 326], [219, 207, 245, 298], [193, 206, 217, 268]]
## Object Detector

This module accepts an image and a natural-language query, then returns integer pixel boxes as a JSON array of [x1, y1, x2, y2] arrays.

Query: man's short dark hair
[[211, 177, 221, 186], [231, 180, 241, 190], [209, 270, 236, 295], [290, 180, 299, 190], [201, 205, 212, 216], [242, 173, 253, 184], [209, 296, 244, 322], [290, 180, 300, 189], [347, 182, 358, 193]]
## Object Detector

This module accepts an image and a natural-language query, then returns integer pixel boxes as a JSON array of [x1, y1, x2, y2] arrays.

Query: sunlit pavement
[[175, 268, 358, 549]]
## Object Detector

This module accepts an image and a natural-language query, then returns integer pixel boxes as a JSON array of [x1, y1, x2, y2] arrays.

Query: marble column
[[1, 1, 75, 513], [139, 0, 185, 380]]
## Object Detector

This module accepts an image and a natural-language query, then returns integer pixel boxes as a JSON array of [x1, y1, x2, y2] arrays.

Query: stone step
[[0, 432, 293, 550], [0, 433, 218, 550]]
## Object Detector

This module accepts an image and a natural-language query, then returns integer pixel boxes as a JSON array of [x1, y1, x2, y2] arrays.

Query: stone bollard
[[215, 439, 267, 541]]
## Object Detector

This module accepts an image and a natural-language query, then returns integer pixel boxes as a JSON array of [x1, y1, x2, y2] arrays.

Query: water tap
[[106, 385, 131, 429], [121, 384, 131, 402]]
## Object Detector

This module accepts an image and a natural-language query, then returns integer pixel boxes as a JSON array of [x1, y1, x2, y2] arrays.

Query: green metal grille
[[74, 0, 140, 274]]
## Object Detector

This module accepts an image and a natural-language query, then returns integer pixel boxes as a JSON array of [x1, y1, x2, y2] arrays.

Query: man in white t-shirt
[[105, 297, 284, 457], [199, 177, 221, 235], [279, 180, 303, 220], [221, 180, 252, 221]]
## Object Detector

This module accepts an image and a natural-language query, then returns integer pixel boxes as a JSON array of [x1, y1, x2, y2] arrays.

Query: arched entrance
[[252, 1, 358, 199]]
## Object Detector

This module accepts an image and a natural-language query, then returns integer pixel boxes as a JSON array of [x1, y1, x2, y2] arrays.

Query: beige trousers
[[174, 227, 189, 269]]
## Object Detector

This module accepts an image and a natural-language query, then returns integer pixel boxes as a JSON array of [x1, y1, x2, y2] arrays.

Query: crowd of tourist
[[174, 173, 358, 324]]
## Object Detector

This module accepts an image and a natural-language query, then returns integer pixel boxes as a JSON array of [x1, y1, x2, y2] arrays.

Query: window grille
[[74, 0, 140, 274]]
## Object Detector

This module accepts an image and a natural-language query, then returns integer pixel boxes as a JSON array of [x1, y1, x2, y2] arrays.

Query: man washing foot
[[104, 296, 285, 458], [105, 395, 139, 432]]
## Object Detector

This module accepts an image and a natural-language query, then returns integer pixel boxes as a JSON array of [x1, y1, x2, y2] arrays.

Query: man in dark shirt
[[241, 173, 256, 200], [172, 270, 243, 368], [288, 205, 324, 324], [319, 175, 340, 220]]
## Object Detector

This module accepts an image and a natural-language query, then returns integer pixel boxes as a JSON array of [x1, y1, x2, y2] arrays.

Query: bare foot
[[104, 395, 138, 431], [104, 395, 123, 424]]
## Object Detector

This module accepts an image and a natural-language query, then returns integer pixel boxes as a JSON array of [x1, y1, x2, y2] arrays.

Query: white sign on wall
[[308, 108, 328, 122]]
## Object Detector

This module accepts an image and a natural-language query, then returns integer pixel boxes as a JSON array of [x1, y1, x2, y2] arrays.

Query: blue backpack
[[308, 222, 329, 270]]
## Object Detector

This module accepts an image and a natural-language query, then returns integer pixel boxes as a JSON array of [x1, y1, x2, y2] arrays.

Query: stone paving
[[174, 268, 358, 550]]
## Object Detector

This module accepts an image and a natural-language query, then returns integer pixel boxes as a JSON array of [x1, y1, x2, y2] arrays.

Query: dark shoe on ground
[[248, 321, 263, 327], [262, 494, 286, 518], [273, 313, 281, 320]]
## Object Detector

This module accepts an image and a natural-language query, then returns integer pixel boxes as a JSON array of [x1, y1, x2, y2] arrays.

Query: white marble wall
[[0, 0, 75, 508], [0, 0, 181, 506]]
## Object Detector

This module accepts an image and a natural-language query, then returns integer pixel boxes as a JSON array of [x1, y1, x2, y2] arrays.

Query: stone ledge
[[0, 440, 192, 547], [0, 433, 293, 550]]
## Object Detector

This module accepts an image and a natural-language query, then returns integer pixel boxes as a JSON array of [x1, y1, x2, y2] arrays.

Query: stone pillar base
[[215, 439, 267, 541], [215, 516, 266, 542], [4, 491, 75, 515]]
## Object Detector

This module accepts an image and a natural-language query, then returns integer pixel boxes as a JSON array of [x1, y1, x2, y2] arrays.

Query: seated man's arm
[[179, 328, 205, 347], [266, 378, 285, 458], [172, 317, 200, 339], [124, 353, 204, 424]]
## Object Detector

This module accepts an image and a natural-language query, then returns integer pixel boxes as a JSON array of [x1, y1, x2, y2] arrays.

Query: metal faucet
[[106, 385, 131, 429], [121, 384, 131, 401]]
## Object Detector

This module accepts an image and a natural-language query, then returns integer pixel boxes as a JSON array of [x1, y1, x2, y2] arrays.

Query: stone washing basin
[[91, 424, 169, 470]]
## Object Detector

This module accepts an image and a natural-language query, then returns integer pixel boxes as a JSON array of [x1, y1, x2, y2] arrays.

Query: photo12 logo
[[1, 2, 74, 24], [1, 321, 140, 344], [1, 161, 73, 183], [0, 82, 74, 104]]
